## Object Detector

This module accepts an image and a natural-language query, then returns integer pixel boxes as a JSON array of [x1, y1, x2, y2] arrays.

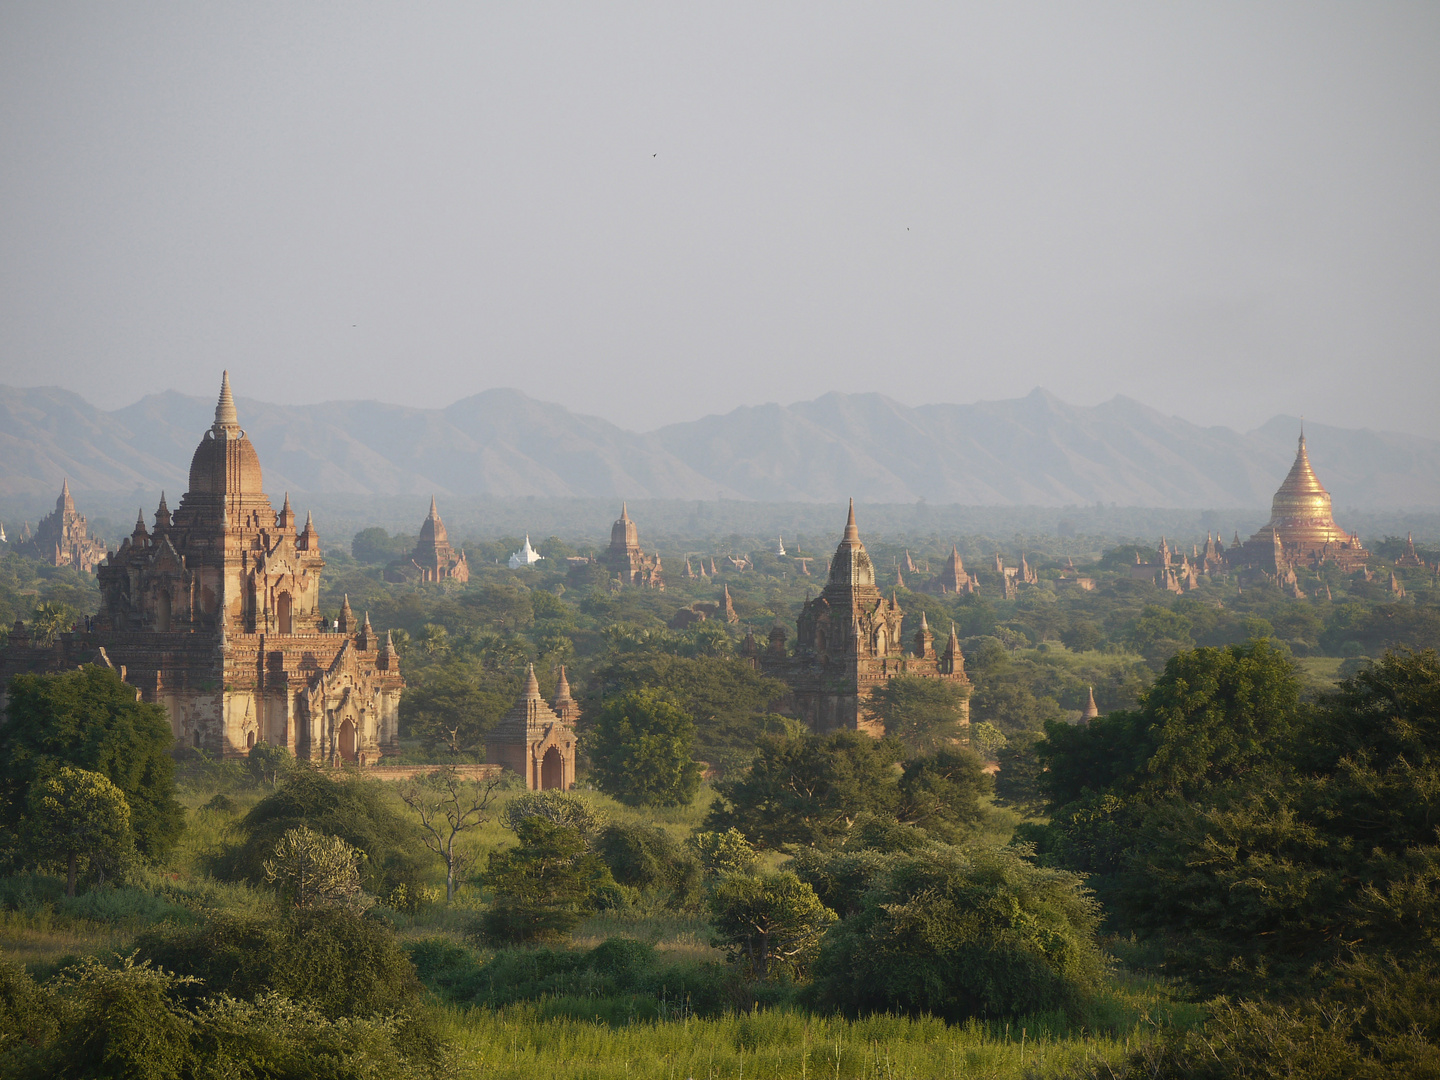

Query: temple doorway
[[338, 719, 357, 762], [276, 592, 292, 634], [540, 746, 564, 790], [157, 592, 172, 633]]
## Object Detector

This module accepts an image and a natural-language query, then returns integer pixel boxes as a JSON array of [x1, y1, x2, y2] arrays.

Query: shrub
[[707, 871, 836, 981], [596, 822, 702, 909], [264, 826, 369, 909], [811, 844, 1107, 1021], [687, 828, 756, 879], [209, 766, 427, 898], [499, 790, 606, 837], [478, 818, 618, 944], [406, 936, 736, 1017], [132, 907, 427, 1021]]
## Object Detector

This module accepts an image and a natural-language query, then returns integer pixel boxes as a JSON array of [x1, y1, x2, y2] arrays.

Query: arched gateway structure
[[0, 373, 405, 763]]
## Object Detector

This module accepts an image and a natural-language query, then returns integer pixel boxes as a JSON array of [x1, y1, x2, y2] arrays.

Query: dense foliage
[[0, 665, 183, 860], [210, 766, 429, 898], [586, 688, 704, 806]]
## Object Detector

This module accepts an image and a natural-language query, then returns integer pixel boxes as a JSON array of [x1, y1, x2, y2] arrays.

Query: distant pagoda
[[1235, 431, 1369, 573]]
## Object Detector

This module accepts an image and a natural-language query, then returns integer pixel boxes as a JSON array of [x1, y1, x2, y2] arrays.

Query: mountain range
[[1, 384, 1435, 509]]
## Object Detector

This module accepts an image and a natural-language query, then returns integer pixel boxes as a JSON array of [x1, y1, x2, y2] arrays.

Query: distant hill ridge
[[1, 384, 1435, 509]]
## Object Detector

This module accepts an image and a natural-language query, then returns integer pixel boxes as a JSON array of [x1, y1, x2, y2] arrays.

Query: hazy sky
[[1, 3, 1437, 436]]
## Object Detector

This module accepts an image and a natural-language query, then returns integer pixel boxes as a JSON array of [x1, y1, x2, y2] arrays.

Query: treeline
[[1026, 645, 1440, 1078]]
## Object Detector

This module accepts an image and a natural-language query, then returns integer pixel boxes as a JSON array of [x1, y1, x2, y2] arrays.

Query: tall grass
[[434, 1001, 1177, 1079]]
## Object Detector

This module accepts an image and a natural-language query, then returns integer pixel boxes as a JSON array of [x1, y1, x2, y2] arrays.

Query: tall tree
[[397, 766, 503, 901], [25, 766, 133, 896], [870, 675, 971, 754], [706, 731, 902, 850], [586, 689, 703, 807], [0, 666, 182, 858]]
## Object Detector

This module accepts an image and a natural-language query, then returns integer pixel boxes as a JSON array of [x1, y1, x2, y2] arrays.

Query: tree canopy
[[0, 665, 182, 858], [585, 689, 703, 807]]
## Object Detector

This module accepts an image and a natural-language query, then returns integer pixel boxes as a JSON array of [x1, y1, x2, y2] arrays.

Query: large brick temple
[[0, 373, 404, 763], [755, 501, 970, 737]]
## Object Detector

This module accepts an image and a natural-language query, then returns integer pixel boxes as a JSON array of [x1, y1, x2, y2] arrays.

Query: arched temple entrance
[[276, 592, 292, 634], [540, 746, 565, 790], [157, 591, 172, 633], [338, 719, 357, 762]]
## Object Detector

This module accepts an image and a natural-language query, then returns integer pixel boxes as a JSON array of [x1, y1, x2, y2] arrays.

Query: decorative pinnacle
[[213, 370, 240, 432], [523, 663, 540, 696], [428, 495, 439, 518], [843, 498, 858, 541]]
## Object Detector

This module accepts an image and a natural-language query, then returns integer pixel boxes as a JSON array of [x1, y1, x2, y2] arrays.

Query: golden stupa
[[1240, 431, 1369, 571]]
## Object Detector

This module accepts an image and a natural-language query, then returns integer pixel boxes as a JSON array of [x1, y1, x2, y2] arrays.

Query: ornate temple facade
[[757, 502, 970, 737], [0, 374, 404, 763], [485, 665, 577, 790], [601, 503, 664, 588], [1234, 433, 1369, 573], [14, 480, 108, 572], [386, 497, 469, 583]]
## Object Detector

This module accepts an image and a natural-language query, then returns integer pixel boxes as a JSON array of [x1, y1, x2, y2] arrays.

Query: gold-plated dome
[[1249, 433, 1354, 550]]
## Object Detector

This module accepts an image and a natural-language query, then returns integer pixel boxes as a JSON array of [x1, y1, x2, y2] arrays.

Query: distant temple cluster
[[1119, 433, 1374, 597], [2, 386, 1428, 780]]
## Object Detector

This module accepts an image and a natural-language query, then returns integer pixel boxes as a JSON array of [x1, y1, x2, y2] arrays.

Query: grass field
[[0, 775, 1202, 1079]]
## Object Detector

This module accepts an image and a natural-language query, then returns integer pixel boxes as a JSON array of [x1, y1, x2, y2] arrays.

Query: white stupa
[[508, 535, 544, 569], [774, 534, 787, 557]]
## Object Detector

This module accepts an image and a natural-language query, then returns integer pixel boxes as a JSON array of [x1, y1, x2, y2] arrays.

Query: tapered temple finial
[[213, 371, 240, 432], [843, 498, 858, 541]]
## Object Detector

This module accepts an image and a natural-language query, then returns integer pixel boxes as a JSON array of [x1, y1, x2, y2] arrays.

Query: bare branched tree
[[398, 766, 504, 902]]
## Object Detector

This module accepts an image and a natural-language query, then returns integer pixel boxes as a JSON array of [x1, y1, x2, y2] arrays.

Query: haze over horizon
[[2, 4, 1438, 438]]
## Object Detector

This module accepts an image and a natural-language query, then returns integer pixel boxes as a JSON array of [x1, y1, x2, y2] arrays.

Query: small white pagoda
[[508, 535, 544, 569]]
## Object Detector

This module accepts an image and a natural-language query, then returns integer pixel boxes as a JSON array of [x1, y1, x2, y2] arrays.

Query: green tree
[[397, 766, 503, 901], [994, 731, 1046, 815], [499, 789, 607, 837], [245, 740, 294, 789], [706, 731, 902, 850], [707, 871, 836, 981], [263, 826, 368, 909], [479, 818, 617, 944], [1126, 604, 1196, 668], [596, 822, 702, 910], [29, 602, 75, 647], [870, 675, 970, 753], [400, 659, 519, 756], [896, 747, 992, 839], [586, 652, 788, 776], [586, 689, 703, 807], [969, 720, 1008, 761], [0, 665, 183, 858], [24, 766, 133, 896], [687, 828, 757, 879], [1123, 648, 1440, 998]]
